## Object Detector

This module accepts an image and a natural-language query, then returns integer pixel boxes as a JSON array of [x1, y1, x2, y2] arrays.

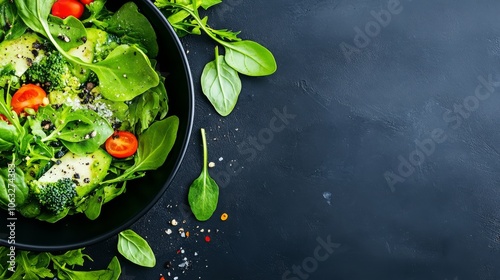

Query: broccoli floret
[[23, 50, 82, 92], [31, 178, 77, 214]]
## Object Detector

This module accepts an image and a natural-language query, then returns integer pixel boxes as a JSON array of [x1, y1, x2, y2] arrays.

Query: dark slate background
[[86, 0, 500, 279]]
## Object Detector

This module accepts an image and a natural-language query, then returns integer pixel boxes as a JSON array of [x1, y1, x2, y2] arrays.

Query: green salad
[[0, 0, 178, 222]]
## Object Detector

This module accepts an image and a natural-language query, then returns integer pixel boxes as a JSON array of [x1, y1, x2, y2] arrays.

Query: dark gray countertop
[[86, 0, 500, 279]]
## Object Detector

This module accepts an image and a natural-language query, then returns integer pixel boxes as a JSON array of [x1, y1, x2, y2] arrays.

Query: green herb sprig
[[154, 0, 277, 116]]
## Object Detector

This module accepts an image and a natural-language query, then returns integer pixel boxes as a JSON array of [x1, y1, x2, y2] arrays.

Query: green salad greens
[[0, 0, 178, 223]]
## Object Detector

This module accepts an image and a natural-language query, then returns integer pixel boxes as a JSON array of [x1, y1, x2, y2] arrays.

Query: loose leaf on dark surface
[[201, 46, 241, 116], [223, 40, 277, 76], [117, 229, 156, 267], [188, 128, 219, 221]]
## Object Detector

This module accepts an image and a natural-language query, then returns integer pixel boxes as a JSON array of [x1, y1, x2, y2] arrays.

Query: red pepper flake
[[176, 249, 181, 254], [205, 235, 211, 243], [159, 274, 165, 280]]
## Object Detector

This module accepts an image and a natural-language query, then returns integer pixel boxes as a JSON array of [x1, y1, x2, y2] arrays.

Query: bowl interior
[[0, 0, 194, 251]]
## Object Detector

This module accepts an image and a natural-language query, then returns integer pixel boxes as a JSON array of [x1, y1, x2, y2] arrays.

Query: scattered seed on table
[[221, 213, 228, 221]]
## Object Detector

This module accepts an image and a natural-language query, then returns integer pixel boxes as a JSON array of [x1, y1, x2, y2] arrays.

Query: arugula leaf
[[53, 254, 120, 280], [117, 229, 156, 267], [50, 248, 90, 266], [14, 0, 160, 101], [201, 0, 222, 10], [103, 181, 127, 203], [0, 248, 121, 280], [201, 46, 241, 116], [81, 0, 111, 29], [7, 251, 54, 280], [188, 128, 219, 221]]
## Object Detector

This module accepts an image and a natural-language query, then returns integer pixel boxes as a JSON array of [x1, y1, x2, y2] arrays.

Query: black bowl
[[0, 0, 194, 251]]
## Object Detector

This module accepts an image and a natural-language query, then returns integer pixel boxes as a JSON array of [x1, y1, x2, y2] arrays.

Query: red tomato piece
[[105, 131, 139, 159], [11, 84, 47, 115], [51, 0, 84, 19], [79, 0, 94, 5]]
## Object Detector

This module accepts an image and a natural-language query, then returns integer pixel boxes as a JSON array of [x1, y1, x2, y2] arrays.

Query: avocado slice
[[38, 148, 112, 197], [0, 32, 46, 76]]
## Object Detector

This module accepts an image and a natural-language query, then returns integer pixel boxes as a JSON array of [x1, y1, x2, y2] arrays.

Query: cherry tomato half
[[79, 0, 94, 5], [11, 84, 47, 115], [51, 0, 84, 19], [105, 131, 139, 159]]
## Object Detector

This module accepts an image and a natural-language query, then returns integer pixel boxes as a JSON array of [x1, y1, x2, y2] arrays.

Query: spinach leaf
[[102, 116, 178, 184], [84, 188, 104, 220], [105, 2, 159, 57], [134, 115, 178, 172], [36, 208, 69, 223], [201, 46, 241, 116], [127, 78, 169, 134], [48, 15, 87, 51], [0, 166, 29, 208], [40, 106, 113, 154], [117, 229, 156, 267], [90, 44, 159, 101], [0, 121, 18, 151], [224, 40, 277, 76], [188, 128, 219, 221], [15, 0, 160, 101]]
